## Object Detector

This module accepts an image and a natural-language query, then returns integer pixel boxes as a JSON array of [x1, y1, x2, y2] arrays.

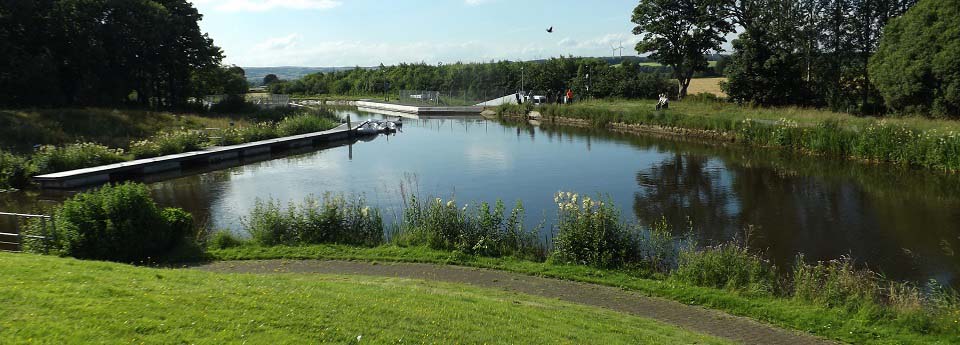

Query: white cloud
[[225, 33, 649, 67], [558, 33, 640, 55], [255, 33, 301, 51], [558, 37, 578, 48], [192, 0, 341, 12], [464, 0, 493, 5]]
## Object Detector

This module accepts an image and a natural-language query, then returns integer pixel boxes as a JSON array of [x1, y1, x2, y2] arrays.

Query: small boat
[[355, 121, 380, 135], [382, 121, 397, 133]]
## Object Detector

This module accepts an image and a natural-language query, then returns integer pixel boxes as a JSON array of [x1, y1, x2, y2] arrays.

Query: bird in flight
[[546, 26, 553, 33]]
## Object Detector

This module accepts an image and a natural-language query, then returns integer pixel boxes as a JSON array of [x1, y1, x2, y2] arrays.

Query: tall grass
[[395, 196, 543, 259], [30, 143, 127, 175], [673, 243, 780, 296], [130, 112, 339, 158], [277, 114, 339, 136], [500, 102, 960, 171], [130, 130, 210, 159], [219, 122, 279, 145], [243, 194, 383, 247]]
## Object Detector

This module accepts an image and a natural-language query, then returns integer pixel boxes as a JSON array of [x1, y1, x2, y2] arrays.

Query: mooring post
[[347, 115, 353, 139]]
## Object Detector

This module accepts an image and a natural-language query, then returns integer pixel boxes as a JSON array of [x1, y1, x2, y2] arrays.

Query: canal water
[[2, 107, 958, 286]]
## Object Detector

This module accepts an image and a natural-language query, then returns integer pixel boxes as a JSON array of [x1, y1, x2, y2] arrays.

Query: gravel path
[[197, 260, 836, 345]]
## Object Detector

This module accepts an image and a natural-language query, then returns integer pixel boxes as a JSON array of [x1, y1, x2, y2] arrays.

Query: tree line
[[267, 57, 698, 102], [633, 0, 958, 118], [0, 0, 245, 108]]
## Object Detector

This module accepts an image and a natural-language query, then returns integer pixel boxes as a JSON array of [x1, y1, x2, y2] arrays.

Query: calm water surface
[[3, 107, 958, 286]]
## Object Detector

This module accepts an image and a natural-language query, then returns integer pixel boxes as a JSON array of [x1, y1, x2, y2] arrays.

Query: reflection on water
[[1, 107, 957, 286]]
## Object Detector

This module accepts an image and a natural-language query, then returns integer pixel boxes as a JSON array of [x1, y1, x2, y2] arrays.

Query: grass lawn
[[0, 252, 731, 344], [205, 244, 960, 345]]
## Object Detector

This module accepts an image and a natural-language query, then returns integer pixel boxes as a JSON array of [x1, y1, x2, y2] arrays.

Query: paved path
[[197, 260, 835, 345]]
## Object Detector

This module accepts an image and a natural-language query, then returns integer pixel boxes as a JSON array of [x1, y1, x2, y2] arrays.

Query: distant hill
[[244, 67, 358, 85]]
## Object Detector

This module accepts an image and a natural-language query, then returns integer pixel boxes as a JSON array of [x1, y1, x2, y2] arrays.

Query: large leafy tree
[[0, 0, 222, 108], [869, 0, 960, 118], [718, 0, 915, 110], [632, 0, 733, 98]]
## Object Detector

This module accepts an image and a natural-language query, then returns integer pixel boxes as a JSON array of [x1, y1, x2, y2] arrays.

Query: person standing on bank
[[566, 89, 574, 105]]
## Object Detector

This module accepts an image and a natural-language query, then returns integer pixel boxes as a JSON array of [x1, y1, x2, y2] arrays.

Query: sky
[[190, 0, 658, 67]]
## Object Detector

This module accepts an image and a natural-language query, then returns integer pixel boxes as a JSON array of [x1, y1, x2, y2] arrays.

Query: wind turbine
[[616, 41, 625, 59]]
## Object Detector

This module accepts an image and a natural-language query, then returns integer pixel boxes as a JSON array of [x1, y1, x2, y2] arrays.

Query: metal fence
[[396, 89, 527, 107], [398, 90, 441, 106], [0, 212, 51, 252]]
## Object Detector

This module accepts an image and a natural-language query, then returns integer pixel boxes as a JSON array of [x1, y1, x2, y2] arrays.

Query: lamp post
[[520, 65, 525, 95]]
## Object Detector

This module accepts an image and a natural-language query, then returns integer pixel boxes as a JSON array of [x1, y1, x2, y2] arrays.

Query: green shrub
[[31, 143, 127, 175], [208, 230, 245, 250], [244, 195, 383, 247], [130, 130, 210, 158], [0, 149, 33, 190], [277, 114, 338, 137], [550, 192, 638, 268], [208, 96, 258, 114], [398, 196, 541, 259], [673, 243, 780, 295], [24, 183, 195, 262]]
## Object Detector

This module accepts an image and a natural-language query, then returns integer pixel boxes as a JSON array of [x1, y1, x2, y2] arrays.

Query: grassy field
[[688, 78, 727, 97], [205, 244, 959, 345], [0, 253, 730, 344]]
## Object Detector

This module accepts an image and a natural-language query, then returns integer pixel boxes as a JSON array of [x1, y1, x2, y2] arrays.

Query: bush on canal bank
[[0, 149, 33, 190], [23, 183, 195, 263], [31, 143, 127, 175]]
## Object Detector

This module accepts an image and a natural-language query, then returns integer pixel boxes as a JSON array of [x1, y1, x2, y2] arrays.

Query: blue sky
[[191, 0, 654, 67]]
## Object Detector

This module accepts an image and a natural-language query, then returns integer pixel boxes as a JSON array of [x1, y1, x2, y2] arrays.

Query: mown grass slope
[[0, 253, 730, 344]]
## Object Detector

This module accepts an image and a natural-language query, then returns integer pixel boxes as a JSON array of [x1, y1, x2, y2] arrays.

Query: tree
[[263, 74, 280, 85], [869, 0, 960, 118], [0, 0, 223, 108], [722, 32, 809, 105], [632, 0, 734, 98]]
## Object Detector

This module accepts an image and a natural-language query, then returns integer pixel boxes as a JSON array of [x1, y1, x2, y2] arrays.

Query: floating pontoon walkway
[[356, 101, 483, 115], [33, 123, 357, 189]]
